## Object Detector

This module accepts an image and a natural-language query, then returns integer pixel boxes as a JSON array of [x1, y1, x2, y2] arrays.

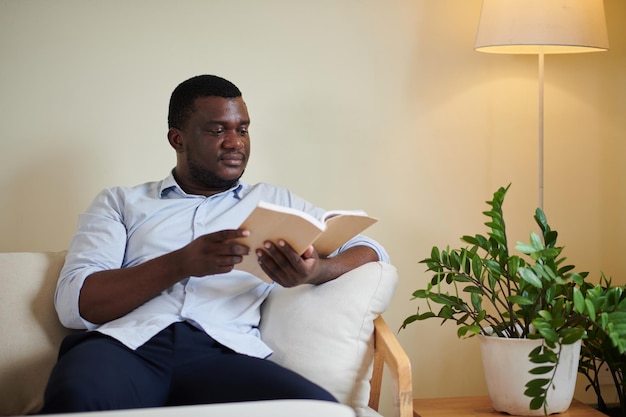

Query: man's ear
[[167, 128, 184, 153]]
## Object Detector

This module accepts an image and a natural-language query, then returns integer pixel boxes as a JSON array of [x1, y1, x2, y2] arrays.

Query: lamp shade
[[475, 0, 609, 54]]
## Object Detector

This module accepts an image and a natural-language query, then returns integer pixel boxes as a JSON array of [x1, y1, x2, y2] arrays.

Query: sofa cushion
[[259, 261, 397, 416], [0, 251, 70, 416]]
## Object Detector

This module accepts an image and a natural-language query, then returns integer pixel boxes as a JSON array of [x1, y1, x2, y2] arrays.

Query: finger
[[209, 229, 251, 242], [256, 245, 290, 274], [225, 243, 249, 256], [256, 246, 281, 272], [261, 241, 312, 284], [257, 251, 294, 287], [274, 240, 308, 266], [262, 240, 297, 271], [301, 245, 316, 259], [218, 254, 245, 267], [199, 231, 250, 255]]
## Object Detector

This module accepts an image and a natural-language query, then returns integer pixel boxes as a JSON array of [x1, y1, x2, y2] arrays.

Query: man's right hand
[[177, 229, 250, 277]]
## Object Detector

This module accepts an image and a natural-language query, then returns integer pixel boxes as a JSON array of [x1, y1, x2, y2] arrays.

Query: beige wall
[[2, 0, 625, 413]]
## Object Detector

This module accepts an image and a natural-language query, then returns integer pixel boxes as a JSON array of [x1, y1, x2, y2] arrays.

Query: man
[[41, 75, 389, 413]]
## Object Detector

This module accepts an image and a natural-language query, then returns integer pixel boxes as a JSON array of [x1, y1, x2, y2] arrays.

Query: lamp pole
[[538, 51, 544, 212]]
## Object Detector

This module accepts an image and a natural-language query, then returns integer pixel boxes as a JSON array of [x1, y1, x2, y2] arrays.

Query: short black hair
[[168, 75, 242, 129]]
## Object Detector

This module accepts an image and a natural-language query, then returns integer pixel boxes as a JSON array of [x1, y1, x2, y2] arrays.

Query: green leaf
[[463, 286, 484, 295], [529, 396, 545, 411], [560, 327, 585, 344], [437, 305, 455, 319], [461, 235, 479, 245], [400, 315, 422, 329], [456, 313, 470, 325], [529, 366, 554, 375], [471, 255, 483, 281], [519, 268, 542, 288], [585, 299, 596, 321], [485, 221, 503, 232], [476, 309, 486, 322], [529, 232, 544, 250], [529, 351, 557, 364], [412, 289, 432, 299], [507, 295, 534, 306], [572, 287, 585, 314], [537, 310, 553, 321], [534, 208, 548, 232], [457, 324, 481, 338], [533, 320, 559, 344], [515, 242, 536, 254], [484, 260, 504, 276], [525, 378, 550, 390], [470, 292, 482, 312], [507, 256, 521, 277], [544, 230, 558, 248]]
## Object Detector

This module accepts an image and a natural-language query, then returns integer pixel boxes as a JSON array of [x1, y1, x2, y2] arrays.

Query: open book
[[232, 201, 378, 283]]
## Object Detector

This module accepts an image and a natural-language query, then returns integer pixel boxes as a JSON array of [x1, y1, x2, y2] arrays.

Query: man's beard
[[187, 156, 244, 190]]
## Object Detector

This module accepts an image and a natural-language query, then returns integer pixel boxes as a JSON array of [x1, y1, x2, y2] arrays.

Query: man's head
[[167, 75, 250, 196], [168, 74, 242, 130]]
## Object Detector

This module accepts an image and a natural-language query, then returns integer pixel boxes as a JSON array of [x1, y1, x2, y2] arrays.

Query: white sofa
[[0, 252, 412, 417]]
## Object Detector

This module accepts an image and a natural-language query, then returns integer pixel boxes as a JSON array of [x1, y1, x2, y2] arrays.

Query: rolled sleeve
[[55, 189, 128, 329], [333, 234, 390, 264], [306, 204, 390, 264]]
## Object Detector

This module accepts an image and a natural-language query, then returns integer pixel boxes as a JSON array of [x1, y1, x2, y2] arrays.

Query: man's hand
[[256, 240, 323, 287], [257, 241, 380, 288], [179, 229, 250, 277]]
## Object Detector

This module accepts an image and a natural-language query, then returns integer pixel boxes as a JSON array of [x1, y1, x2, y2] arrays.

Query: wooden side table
[[413, 396, 606, 417]]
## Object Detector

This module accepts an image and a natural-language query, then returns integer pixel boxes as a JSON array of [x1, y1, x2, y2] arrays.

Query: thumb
[[302, 245, 316, 259]]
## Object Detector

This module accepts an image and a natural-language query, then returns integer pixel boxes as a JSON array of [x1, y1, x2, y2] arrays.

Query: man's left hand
[[256, 241, 325, 287]]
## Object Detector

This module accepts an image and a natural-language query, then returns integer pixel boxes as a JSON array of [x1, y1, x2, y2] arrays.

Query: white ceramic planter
[[478, 335, 581, 416]]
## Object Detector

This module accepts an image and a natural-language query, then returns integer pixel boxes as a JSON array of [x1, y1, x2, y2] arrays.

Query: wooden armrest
[[369, 316, 413, 417]]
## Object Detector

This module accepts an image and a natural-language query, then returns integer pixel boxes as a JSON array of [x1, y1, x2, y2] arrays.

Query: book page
[[314, 214, 378, 256], [321, 209, 368, 222]]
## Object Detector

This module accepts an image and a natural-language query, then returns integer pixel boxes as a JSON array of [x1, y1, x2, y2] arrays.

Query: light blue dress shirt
[[55, 172, 389, 358]]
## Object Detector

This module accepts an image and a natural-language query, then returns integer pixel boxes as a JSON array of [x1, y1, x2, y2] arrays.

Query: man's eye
[[207, 129, 224, 136], [238, 129, 248, 135]]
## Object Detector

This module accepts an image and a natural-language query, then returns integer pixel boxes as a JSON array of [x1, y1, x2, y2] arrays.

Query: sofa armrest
[[368, 316, 413, 417]]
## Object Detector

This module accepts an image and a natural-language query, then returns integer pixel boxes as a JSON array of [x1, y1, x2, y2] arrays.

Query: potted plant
[[578, 276, 626, 417], [401, 185, 626, 416]]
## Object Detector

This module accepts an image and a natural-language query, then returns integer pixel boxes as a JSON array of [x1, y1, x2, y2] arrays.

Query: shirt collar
[[159, 170, 244, 200]]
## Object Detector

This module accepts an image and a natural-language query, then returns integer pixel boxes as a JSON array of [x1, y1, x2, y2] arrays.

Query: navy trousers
[[40, 322, 336, 413]]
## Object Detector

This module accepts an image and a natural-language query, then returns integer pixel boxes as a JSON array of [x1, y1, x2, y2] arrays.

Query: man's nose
[[223, 131, 243, 149]]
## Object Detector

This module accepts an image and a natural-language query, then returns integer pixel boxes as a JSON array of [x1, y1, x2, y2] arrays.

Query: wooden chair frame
[[368, 316, 413, 417]]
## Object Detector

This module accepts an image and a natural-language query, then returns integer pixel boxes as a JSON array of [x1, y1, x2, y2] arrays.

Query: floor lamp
[[474, 0, 609, 211]]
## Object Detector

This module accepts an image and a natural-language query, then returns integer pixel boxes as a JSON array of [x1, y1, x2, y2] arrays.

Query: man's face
[[172, 96, 250, 193]]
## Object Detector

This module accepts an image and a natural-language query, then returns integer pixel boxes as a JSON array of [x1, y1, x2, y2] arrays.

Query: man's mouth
[[221, 153, 245, 166]]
